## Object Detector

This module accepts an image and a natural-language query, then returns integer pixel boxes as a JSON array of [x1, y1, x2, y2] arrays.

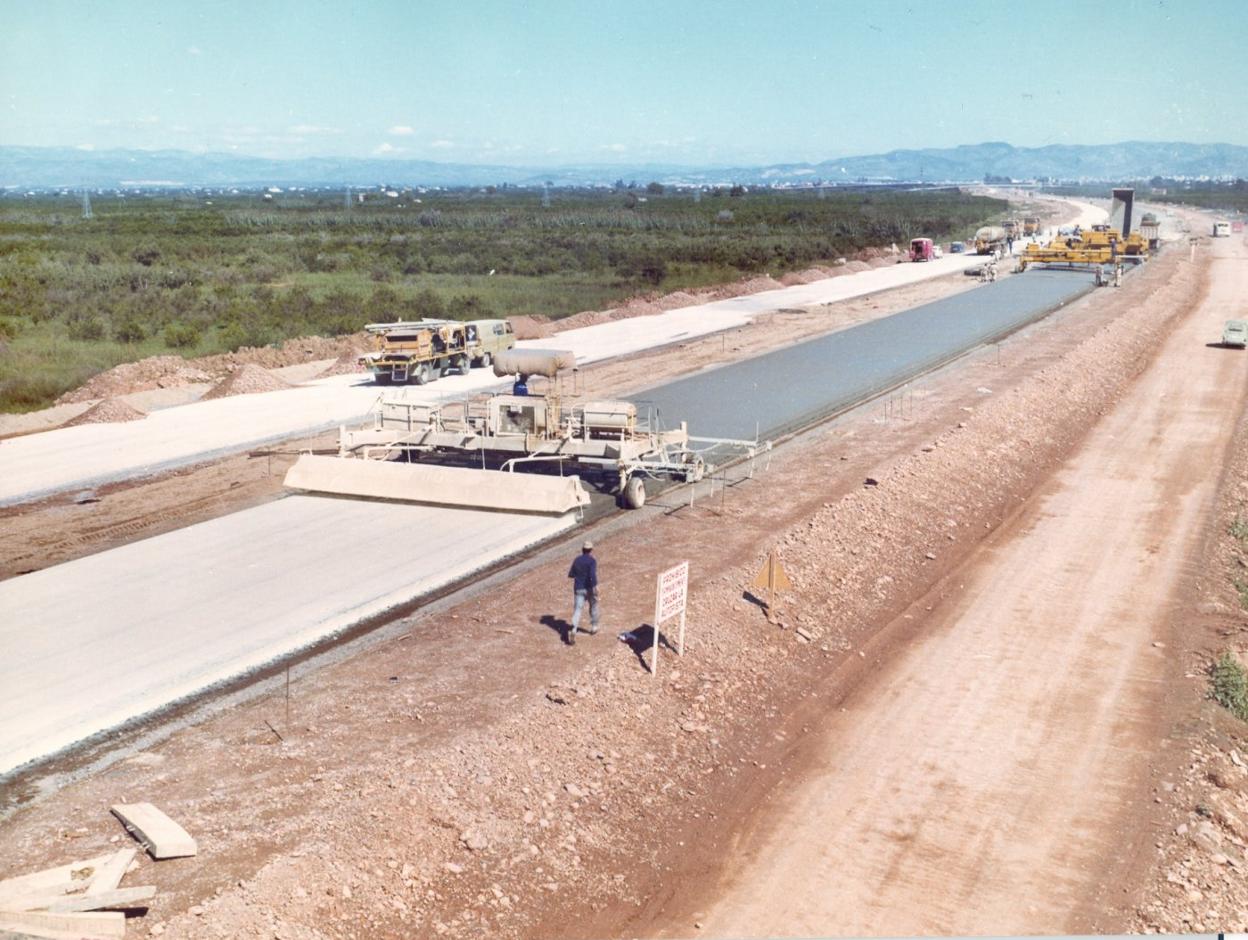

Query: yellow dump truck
[[360, 318, 516, 385], [1023, 217, 1040, 236]]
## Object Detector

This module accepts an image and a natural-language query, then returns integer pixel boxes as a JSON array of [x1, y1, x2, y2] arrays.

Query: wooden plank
[[84, 850, 135, 897], [3, 885, 153, 914], [46, 885, 154, 913], [0, 884, 78, 910], [0, 910, 125, 940], [0, 924, 116, 940], [110, 802, 196, 859], [0, 856, 112, 900]]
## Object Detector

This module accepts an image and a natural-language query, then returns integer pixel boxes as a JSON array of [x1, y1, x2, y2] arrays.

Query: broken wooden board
[[84, 850, 136, 897], [0, 855, 113, 905], [46, 885, 154, 913], [0, 909, 125, 940], [110, 802, 196, 859], [2, 884, 153, 914]]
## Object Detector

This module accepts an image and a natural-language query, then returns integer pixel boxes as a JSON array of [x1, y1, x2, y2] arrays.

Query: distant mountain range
[[3, 140, 1247, 190]]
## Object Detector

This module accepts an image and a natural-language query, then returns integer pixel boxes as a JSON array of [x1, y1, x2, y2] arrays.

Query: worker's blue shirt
[[568, 554, 597, 592]]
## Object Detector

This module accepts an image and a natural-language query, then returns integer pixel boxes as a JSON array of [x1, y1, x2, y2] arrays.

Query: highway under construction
[[0, 253, 1103, 780], [10, 196, 1244, 940]]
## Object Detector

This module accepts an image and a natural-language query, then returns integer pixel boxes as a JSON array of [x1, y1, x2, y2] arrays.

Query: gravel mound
[[61, 398, 148, 426], [58, 356, 213, 404], [316, 352, 368, 378], [200, 364, 294, 400], [508, 316, 554, 340], [57, 334, 371, 405]]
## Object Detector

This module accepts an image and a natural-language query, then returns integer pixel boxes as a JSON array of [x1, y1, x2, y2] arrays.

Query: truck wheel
[[480, 352, 492, 369], [622, 476, 646, 510], [414, 364, 430, 386], [455, 355, 469, 374]]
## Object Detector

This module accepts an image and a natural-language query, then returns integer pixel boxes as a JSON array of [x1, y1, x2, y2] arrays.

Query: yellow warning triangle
[[751, 550, 792, 592]]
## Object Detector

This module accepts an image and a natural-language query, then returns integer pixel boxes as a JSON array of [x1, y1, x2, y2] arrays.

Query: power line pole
[[81, 189, 93, 219]]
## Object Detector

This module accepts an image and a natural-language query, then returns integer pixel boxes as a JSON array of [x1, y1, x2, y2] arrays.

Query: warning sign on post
[[656, 561, 689, 626], [651, 561, 689, 678]]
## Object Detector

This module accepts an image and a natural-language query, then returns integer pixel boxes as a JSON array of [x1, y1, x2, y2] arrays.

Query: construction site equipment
[[1140, 212, 1161, 250], [286, 350, 767, 514], [285, 454, 592, 514], [1214, 220, 1231, 237], [908, 237, 935, 261], [1110, 189, 1136, 239], [974, 226, 1007, 255], [1023, 217, 1041, 237], [1002, 219, 1021, 241], [466, 318, 517, 367], [1017, 225, 1148, 272], [359, 318, 516, 385]]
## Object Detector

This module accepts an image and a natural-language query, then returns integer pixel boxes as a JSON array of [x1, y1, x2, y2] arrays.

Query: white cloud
[[429, 139, 454, 149], [187, 45, 202, 56], [599, 143, 627, 153], [75, 143, 94, 151], [288, 124, 340, 136], [135, 115, 160, 125], [388, 125, 416, 136], [373, 142, 401, 155]]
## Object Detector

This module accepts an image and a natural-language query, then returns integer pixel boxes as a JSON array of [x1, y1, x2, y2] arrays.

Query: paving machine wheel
[[621, 475, 647, 510], [414, 363, 431, 386]]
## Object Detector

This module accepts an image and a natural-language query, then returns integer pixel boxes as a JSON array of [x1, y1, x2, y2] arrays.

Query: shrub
[[1213, 652, 1248, 720], [67, 316, 106, 341], [163, 322, 201, 348], [131, 246, 162, 267], [1231, 516, 1248, 545], [112, 317, 147, 344]]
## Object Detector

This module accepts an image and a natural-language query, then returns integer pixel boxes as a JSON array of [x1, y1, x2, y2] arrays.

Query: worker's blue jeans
[[571, 588, 599, 632]]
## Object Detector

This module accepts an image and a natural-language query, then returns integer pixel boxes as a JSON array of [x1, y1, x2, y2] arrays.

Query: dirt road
[[690, 236, 1245, 935]]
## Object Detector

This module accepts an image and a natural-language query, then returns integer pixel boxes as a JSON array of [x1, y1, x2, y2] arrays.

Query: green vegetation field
[[1043, 180, 1248, 214], [0, 185, 1005, 412]]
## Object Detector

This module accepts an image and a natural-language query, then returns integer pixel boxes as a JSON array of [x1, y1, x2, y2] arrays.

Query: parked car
[[1222, 319, 1248, 348], [949, 241, 966, 254]]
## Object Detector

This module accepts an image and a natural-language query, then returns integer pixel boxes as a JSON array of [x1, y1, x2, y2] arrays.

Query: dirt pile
[[552, 309, 610, 331], [316, 352, 368, 378], [195, 334, 371, 374], [507, 316, 554, 340], [200, 364, 294, 401], [61, 398, 148, 427], [58, 357, 213, 404], [57, 334, 371, 404]]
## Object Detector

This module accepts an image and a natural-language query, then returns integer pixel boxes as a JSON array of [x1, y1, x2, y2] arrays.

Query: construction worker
[[567, 540, 600, 644]]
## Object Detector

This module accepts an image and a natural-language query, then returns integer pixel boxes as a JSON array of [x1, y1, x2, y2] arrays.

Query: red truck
[[909, 237, 936, 262]]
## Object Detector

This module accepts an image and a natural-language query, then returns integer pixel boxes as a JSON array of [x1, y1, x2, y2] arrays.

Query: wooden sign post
[[751, 549, 792, 622]]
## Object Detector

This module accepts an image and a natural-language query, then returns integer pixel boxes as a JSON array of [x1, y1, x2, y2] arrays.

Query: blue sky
[[2, 0, 1243, 165]]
